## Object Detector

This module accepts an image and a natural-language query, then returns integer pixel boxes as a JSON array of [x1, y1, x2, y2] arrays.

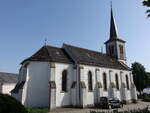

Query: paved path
[[49, 101, 150, 113]]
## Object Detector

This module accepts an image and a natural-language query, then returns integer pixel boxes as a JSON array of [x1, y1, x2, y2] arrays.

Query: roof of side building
[[0, 72, 18, 84]]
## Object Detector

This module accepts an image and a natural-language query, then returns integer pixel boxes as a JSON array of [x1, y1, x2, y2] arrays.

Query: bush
[[143, 97, 150, 102], [0, 94, 27, 113], [140, 93, 150, 102]]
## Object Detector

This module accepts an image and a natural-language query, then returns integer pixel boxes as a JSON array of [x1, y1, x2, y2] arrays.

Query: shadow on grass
[[26, 107, 48, 113]]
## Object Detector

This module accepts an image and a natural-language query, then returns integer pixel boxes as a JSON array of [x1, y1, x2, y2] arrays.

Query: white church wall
[[121, 71, 132, 101], [99, 67, 109, 98], [126, 90, 131, 100], [71, 68, 78, 106], [19, 60, 134, 108], [81, 65, 96, 105], [110, 69, 122, 100], [79, 65, 124, 105], [19, 64, 28, 105], [115, 71, 121, 100], [25, 61, 50, 108], [21, 80, 28, 106], [55, 63, 73, 107], [80, 65, 133, 103]]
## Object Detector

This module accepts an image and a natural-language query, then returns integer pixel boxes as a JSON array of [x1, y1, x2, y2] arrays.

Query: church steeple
[[109, 7, 119, 40], [105, 5, 127, 64]]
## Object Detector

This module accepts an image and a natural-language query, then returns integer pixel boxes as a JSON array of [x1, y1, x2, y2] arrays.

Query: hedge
[[0, 94, 27, 113]]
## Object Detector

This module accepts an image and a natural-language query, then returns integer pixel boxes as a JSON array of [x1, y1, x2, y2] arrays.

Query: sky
[[0, 0, 150, 73]]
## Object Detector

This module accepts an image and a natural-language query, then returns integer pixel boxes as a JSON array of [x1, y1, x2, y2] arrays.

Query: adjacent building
[[0, 72, 18, 95]]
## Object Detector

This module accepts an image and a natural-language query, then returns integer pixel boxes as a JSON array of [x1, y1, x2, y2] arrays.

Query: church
[[12, 8, 137, 109]]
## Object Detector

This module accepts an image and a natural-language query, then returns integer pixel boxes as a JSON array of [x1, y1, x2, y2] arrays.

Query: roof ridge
[[45, 45, 61, 49], [63, 43, 106, 55], [0, 72, 18, 75]]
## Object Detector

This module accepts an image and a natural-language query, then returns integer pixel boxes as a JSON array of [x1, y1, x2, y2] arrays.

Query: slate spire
[[109, 6, 119, 40]]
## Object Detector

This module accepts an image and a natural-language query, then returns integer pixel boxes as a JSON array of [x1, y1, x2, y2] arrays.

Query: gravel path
[[49, 101, 150, 113]]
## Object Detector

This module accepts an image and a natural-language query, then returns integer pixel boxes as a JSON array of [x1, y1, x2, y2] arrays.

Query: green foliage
[[0, 93, 27, 113], [141, 94, 150, 102], [90, 106, 150, 113], [143, 97, 150, 102], [26, 107, 48, 113], [143, 0, 150, 6], [143, 0, 150, 17], [146, 72, 150, 87], [132, 62, 147, 93]]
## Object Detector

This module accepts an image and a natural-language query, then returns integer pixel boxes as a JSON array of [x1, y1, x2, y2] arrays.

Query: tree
[[145, 72, 150, 87], [143, 0, 150, 17], [132, 62, 147, 94]]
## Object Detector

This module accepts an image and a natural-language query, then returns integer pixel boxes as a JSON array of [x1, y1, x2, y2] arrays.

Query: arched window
[[115, 74, 119, 90], [119, 45, 124, 59], [88, 71, 93, 91], [62, 70, 67, 92], [126, 75, 129, 90], [103, 73, 107, 91], [109, 45, 114, 56]]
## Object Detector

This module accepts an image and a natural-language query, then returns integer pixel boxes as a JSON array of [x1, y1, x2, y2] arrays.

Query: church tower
[[105, 7, 126, 64]]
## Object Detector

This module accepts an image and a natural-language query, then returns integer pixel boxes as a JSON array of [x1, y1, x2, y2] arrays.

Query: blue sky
[[0, 0, 149, 73]]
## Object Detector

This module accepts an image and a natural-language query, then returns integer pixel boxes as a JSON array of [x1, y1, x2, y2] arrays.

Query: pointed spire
[[110, 4, 119, 40]]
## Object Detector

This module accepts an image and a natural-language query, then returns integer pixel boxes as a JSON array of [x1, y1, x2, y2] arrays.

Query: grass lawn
[[90, 106, 150, 113], [26, 107, 49, 113]]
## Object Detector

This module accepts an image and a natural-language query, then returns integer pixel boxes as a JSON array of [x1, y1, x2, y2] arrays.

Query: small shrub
[[143, 97, 150, 102], [26, 107, 48, 113], [0, 93, 27, 113]]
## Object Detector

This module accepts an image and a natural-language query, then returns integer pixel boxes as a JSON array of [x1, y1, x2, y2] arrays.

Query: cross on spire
[[110, 0, 112, 9], [44, 38, 47, 46]]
